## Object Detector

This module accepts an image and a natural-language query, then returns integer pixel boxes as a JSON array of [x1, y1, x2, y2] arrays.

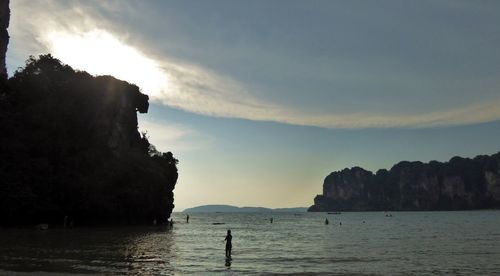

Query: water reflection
[[225, 256, 232, 268], [126, 226, 176, 274], [0, 226, 176, 274], [2, 212, 500, 274]]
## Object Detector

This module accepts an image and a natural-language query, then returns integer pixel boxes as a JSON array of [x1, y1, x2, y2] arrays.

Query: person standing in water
[[225, 230, 232, 257], [325, 218, 329, 225], [186, 214, 190, 223]]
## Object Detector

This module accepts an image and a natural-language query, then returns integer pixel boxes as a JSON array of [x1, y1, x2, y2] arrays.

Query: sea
[[0, 211, 499, 275]]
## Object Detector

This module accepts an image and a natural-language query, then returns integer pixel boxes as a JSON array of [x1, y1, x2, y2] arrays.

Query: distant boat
[[328, 212, 341, 215], [212, 222, 225, 225]]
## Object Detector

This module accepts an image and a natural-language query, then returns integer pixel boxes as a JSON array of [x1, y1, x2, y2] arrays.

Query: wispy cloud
[[138, 118, 213, 152], [9, 0, 500, 129], [154, 59, 500, 128]]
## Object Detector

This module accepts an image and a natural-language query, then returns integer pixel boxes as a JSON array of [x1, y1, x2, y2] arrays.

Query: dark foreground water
[[1, 211, 499, 275]]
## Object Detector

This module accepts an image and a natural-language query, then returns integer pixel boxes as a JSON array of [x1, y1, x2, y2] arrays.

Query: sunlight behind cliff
[[44, 29, 168, 98]]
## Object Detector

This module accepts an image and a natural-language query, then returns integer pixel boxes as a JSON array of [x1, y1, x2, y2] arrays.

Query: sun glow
[[45, 29, 168, 97]]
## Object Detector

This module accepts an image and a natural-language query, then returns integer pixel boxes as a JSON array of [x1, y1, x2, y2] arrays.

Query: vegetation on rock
[[0, 55, 178, 225], [309, 153, 500, 211]]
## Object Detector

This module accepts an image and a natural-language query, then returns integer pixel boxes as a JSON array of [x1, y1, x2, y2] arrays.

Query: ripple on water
[[0, 211, 499, 274]]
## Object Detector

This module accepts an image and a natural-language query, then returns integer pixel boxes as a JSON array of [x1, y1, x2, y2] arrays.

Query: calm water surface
[[1, 211, 499, 275]]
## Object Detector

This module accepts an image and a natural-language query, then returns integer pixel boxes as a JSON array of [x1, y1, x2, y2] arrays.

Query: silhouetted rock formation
[[309, 152, 500, 211], [0, 0, 9, 80], [0, 55, 178, 225]]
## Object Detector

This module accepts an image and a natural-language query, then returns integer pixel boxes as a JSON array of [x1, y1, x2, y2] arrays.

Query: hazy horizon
[[181, 203, 309, 211], [7, 0, 500, 210]]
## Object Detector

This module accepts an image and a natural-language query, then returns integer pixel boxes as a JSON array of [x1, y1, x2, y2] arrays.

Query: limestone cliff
[[0, 55, 178, 225], [0, 0, 9, 80], [90, 75, 149, 155], [309, 152, 500, 211], [0, 1, 177, 226]]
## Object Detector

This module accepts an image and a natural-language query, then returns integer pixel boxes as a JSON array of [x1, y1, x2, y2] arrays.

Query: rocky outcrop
[[0, 0, 9, 80], [0, 55, 178, 225], [0, 3, 177, 226], [309, 152, 500, 211], [91, 75, 149, 155]]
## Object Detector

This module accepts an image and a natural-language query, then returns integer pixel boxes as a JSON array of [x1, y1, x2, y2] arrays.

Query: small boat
[[328, 212, 341, 215], [212, 222, 225, 225]]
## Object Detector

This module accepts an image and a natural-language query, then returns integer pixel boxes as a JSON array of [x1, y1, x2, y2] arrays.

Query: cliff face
[[0, 0, 9, 80], [309, 152, 500, 211], [91, 75, 149, 155], [0, 55, 178, 225]]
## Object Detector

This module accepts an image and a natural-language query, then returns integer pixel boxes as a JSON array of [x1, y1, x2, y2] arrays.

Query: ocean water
[[0, 211, 499, 275]]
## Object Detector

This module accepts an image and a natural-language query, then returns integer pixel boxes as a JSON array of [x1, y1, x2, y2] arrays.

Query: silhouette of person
[[186, 214, 190, 223], [270, 217, 273, 223], [325, 218, 329, 225], [225, 230, 232, 257]]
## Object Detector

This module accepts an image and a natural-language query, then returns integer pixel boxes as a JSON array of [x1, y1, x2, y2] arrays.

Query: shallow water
[[1, 211, 499, 275]]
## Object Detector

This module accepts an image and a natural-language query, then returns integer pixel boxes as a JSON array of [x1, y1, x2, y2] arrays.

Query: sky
[[7, 0, 500, 211]]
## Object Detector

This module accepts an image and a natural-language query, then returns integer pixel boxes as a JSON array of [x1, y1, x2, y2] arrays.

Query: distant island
[[0, 3, 178, 226], [184, 205, 308, 213], [309, 152, 500, 212]]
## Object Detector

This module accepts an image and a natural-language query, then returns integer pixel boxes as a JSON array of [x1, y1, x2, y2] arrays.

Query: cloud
[[153, 57, 500, 129], [8, 0, 500, 129], [138, 118, 213, 152], [43, 29, 168, 99]]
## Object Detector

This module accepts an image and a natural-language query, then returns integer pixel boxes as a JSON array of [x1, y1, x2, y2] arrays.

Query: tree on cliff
[[0, 55, 178, 225]]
